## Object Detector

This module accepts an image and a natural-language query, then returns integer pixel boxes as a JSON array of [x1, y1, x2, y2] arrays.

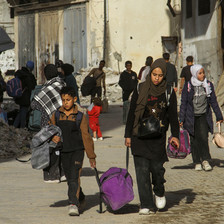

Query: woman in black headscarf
[[125, 58, 179, 215]]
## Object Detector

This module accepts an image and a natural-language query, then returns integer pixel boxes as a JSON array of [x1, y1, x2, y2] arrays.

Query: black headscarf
[[133, 58, 167, 135], [61, 64, 74, 76]]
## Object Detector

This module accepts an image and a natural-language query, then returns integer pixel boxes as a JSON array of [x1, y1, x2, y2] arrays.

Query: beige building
[[5, 0, 181, 82]]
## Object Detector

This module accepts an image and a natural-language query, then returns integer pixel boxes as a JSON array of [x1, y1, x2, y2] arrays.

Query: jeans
[[190, 113, 211, 164], [13, 106, 28, 128], [134, 156, 166, 209], [61, 150, 84, 206]]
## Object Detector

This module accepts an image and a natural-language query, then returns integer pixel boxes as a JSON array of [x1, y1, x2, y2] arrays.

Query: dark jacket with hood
[[179, 80, 223, 136], [14, 69, 36, 106]]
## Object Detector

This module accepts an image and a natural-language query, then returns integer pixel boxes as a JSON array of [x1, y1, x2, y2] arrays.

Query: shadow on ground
[[171, 163, 194, 170], [159, 188, 196, 212]]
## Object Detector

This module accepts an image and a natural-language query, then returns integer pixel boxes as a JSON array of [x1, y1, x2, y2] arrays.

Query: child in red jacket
[[87, 97, 103, 141]]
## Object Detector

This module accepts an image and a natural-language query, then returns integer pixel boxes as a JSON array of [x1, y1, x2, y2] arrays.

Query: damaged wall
[[0, 0, 15, 75], [181, 0, 222, 88]]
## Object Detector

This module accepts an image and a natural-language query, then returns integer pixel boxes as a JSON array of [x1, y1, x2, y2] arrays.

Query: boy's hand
[[170, 137, 180, 149], [89, 158, 96, 168], [52, 136, 61, 144]]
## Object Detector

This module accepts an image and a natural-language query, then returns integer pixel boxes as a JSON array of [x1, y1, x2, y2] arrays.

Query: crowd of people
[[0, 54, 223, 216]]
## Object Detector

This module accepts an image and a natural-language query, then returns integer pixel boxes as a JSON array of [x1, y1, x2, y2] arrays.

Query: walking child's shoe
[[92, 137, 97, 142], [139, 208, 155, 215], [202, 160, 212, 171], [68, 204, 79, 216], [98, 137, 103, 141], [155, 195, 166, 209], [195, 163, 203, 171]]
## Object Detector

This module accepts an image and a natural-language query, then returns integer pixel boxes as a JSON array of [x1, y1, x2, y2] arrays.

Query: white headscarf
[[190, 64, 211, 97]]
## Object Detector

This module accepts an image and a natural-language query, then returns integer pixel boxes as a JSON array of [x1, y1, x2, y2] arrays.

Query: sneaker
[[68, 204, 79, 216], [44, 179, 60, 183], [98, 137, 103, 141], [202, 160, 212, 171], [139, 208, 155, 215], [60, 175, 66, 182], [92, 137, 97, 142], [155, 195, 166, 209], [195, 164, 203, 171]]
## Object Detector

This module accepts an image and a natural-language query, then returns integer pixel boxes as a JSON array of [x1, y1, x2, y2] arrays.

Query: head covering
[[61, 63, 74, 76], [26, 61, 34, 71], [190, 64, 211, 96], [44, 64, 58, 80], [132, 58, 167, 135]]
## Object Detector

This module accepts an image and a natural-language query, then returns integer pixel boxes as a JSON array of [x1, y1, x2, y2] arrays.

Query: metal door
[[38, 10, 59, 83], [64, 4, 87, 72], [18, 13, 35, 71]]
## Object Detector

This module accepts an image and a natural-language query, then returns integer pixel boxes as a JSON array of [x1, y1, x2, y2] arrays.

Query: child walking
[[179, 64, 223, 171], [50, 86, 96, 216], [87, 97, 103, 141]]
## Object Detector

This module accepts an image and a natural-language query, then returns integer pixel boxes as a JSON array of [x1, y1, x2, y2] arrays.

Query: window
[[198, 0, 210, 16], [186, 0, 192, 18]]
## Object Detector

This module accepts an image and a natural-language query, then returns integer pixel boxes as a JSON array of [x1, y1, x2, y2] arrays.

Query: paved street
[[0, 104, 224, 224]]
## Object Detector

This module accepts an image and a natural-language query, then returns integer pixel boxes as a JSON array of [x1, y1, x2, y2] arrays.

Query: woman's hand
[[179, 121, 183, 127], [125, 138, 131, 147], [170, 137, 180, 149]]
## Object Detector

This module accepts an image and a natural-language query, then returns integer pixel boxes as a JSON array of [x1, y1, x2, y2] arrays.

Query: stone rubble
[[0, 121, 32, 159]]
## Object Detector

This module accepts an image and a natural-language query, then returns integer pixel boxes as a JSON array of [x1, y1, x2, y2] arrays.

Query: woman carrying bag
[[179, 64, 223, 171], [124, 58, 180, 215]]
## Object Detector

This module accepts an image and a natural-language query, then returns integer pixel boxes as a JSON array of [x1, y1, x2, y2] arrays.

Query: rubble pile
[[76, 67, 123, 105], [0, 122, 32, 159]]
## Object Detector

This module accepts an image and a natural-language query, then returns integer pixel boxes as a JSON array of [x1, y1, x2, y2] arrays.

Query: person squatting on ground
[[179, 64, 223, 171], [31, 64, 66, 182], [119, 60, 138, 124], [87, 60, 106, 100], [138, 56, 153, 82], [13, 61, 37, 128], [125, 58, 180, 215], [49, 86, 96, 216], [87, 97, 103, 141]]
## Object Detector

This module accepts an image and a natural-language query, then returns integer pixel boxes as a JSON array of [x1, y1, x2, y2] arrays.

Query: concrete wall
[[0, 0, 15, 75], [181, 0, 222, 87], [87, 0, 180, 73]]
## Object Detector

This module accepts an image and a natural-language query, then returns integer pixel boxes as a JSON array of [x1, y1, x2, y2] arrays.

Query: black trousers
[[134, 155, 166, 209], [91, 86, 102, 98], [61, 150, 84, 206], [190, 114, 211, 164]]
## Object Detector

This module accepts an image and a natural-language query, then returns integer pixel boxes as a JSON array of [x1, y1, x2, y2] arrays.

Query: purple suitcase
[[95, 147, 134, 212]]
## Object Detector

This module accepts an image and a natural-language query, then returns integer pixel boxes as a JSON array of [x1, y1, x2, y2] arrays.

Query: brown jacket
[[49, 105, 96, 159]]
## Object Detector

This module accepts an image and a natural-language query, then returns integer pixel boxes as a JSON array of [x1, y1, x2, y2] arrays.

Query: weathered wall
[[0, 0, 15, 75], [181, 0, 222, 87], [87, 0, 179, 72]]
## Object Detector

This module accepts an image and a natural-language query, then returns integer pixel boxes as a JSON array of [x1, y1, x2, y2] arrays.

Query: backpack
[[167, 129, 191, 159], [28, 85, 43, 132], [94, 147, 134, 212], [6, 77, 23, 98], [0, 109, 8, 124], [81, 72, 104, 96]]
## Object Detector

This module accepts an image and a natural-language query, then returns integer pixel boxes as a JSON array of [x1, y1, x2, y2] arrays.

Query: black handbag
[[137, 115, 162, 139]]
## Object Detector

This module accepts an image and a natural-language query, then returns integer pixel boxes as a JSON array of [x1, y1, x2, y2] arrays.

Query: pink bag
[[212, 123, 224, 148], [167, 129, 191, 159]]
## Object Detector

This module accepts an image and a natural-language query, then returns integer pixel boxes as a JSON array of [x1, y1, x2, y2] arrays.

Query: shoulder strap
[[166, 86, 173, 107], [55, 110, 60, 126], [95, 72, 104, 80], [76, 111, 83, 127]]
